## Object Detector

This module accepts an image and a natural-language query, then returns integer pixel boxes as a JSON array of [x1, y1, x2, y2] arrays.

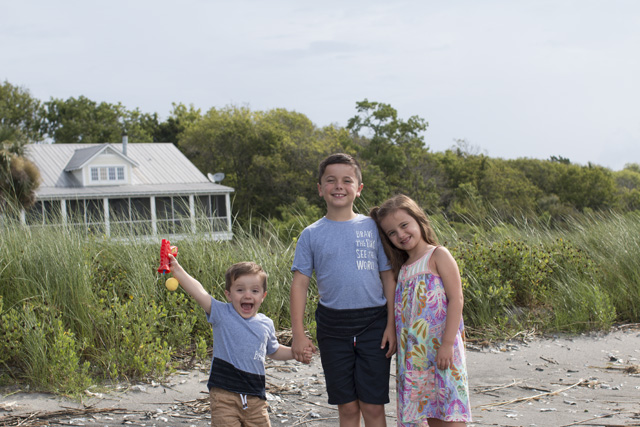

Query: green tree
[[477, 159, 540, 218], [347, 99, 433, 207], [554, 163, 618, 211], [42, 96, 157, 143], [435, 149, 490, 220], [614, 167, 640, 211], [1, 127, 40, 210], [0, 81, 44, 142], [154, 103, 202, 144], [179, 106, 342, 220]]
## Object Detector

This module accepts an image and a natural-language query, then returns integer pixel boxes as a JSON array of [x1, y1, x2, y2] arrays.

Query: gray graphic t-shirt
[[292, 214, 391, 309]]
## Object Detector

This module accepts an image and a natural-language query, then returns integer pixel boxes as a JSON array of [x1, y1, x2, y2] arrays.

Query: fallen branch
[[588, 364, 640, 374], [290, 416, 340, 426], [519, 384, 551, 393], [0, 407, 129, 427], [475, 379, 585, 408], [475, 379, 523, 394], [289, 396, 337, 412], [559, 409, 633, 427], [615, 323, 640, 331]]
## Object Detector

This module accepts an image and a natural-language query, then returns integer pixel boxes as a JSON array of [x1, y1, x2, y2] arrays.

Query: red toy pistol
[[158, 239, 178, 274]]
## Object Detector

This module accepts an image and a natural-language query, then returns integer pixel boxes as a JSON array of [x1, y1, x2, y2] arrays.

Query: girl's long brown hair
[[370, 194, 438, 278]]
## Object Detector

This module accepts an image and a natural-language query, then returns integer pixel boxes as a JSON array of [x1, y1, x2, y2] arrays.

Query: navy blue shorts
[[316, 305, 391, 405]]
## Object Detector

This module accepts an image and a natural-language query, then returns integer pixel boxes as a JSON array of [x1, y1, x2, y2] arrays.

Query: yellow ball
[[165, 277, 179, 291]]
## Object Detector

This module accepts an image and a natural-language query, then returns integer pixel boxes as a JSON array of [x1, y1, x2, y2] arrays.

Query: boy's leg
[[316, 330, 358, 405], [241, 395, 272, 427], [360, 401, 386, 427], [209, 387, 242, 427], [338, 400, 362, 427], [353, 315, 392, 425]]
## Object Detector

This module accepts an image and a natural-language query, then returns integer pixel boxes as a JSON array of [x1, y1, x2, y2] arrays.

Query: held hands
[[301, 346, 314, 364], [292, 335, 317, 365]]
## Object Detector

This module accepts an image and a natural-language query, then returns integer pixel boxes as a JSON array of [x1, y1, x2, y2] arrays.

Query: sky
[[2, 0, 639, 171]]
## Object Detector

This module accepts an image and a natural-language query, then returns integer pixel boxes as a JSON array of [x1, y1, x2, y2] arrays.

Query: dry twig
[[290, 415, 340, 426], [587, 364, 640, 374], [558, 409, 635, 427], [540, 356, 559, 364], [475, 379, 585, 408], [0, 407, 129, 427], [475, 379, 523, 394]]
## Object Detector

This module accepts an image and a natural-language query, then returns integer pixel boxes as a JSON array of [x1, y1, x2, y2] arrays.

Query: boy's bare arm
[[167, 254, 212, 315], [290, 271, 316, 361], [268, 345, 313, 363], [269, 344, 294, 361], [380, 269, 397, 357]]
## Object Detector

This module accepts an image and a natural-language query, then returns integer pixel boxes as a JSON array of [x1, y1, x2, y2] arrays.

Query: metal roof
[[25, 143, 234, 200]]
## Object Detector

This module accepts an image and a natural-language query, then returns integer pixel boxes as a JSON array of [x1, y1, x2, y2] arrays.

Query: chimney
[[122, 133, 128, 156]]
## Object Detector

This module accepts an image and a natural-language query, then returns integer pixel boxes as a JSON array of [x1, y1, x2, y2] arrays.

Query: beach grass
[[1, 210, 638, 393]]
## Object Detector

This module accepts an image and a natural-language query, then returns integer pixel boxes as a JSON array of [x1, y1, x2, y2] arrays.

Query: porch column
[[104, 198, 110, 237], [225, 193, 232, 232], [150, 196, 157, 235], [189, 195, 196, 233], [60, 199, 67, 224]]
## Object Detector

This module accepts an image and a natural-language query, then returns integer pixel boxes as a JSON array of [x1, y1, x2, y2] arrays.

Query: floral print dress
[[395, 246, 472, 426]]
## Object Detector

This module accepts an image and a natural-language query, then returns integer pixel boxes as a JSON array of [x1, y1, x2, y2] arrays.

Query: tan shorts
[[209, 387, 271, 427]]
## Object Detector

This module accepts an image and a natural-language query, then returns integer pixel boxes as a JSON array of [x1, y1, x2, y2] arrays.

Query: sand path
[[1, 326, 639, 426]]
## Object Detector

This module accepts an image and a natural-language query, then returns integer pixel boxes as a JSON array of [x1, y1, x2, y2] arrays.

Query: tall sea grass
[[1, 209, 639, 393]]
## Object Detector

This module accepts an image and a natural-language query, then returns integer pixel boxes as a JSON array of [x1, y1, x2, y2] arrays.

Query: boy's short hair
[[318, 153, 362, 185], [225, 262, 268, 292]]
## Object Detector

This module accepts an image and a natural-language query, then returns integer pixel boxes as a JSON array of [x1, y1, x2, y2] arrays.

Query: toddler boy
[[168, 254, 311, 427]]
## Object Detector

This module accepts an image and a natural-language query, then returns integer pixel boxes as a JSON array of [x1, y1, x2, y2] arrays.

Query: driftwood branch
[[0, 407, 129, 427], [558, 409, 633, 427], [475, 379, 585, 408], [475, 379, 523, 394]]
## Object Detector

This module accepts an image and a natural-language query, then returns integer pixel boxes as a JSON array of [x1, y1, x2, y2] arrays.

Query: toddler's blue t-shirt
[[206, 297, 279, 399]]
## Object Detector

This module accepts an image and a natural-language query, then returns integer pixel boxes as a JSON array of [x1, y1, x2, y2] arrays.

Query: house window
[[90, 166, 125, 183], [195, 194, 228, 232], [66, 199, 86, 224], [25, 201, 44, 225]]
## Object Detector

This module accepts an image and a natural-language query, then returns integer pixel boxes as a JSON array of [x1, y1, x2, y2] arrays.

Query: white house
[[23, 140, 234, 240]]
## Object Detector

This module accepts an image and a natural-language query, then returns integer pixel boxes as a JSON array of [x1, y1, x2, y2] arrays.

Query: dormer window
[[91, 166, 125, 183]]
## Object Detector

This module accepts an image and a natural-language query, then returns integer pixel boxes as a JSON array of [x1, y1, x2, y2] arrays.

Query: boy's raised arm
[[167, 254, 212, 315], [290, 270, 316, 362]]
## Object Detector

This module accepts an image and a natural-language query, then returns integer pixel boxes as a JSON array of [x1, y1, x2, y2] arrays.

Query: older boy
[[290, 153, 397, 427], [168, 255, 311, 427]]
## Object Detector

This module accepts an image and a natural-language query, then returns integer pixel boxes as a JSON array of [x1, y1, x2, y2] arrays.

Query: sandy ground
[[1, 326, 639, 426]]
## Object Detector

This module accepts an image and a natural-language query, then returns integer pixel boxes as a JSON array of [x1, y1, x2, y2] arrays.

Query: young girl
[[371, 195, 471, 427]]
